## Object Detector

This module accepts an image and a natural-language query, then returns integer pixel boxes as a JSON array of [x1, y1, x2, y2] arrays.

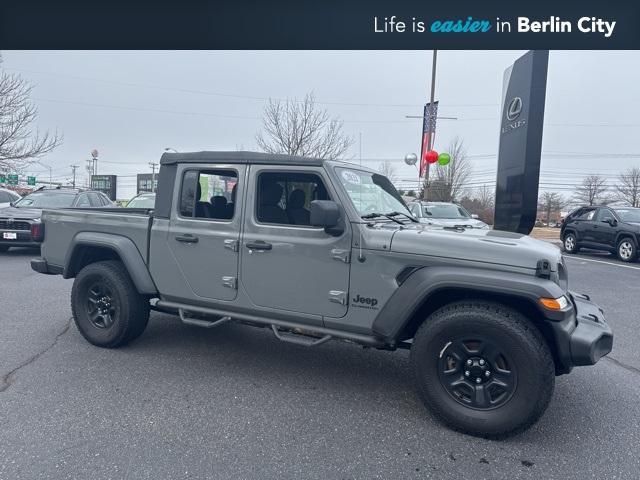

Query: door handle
[[246, 240, 272, 251], [175, 234, 199, 243]]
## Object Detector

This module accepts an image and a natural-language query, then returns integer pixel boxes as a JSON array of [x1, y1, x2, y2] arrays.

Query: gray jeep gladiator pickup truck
[[31, 151, 613, 437]]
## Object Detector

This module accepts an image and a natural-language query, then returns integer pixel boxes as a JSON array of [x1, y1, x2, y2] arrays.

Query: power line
[[10, 67, 499, 109]]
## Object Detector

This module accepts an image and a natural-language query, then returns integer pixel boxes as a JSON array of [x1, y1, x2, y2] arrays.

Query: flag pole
[[425, 49, 437, 186]]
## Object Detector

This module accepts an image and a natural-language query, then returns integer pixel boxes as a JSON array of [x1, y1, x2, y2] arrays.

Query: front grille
[[0, 219, 31, 230]]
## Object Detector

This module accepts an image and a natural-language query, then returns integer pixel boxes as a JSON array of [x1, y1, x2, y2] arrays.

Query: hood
[[419, 217, 488, 229], [390, 224, 562, 272], [0, 206, 43, 220]]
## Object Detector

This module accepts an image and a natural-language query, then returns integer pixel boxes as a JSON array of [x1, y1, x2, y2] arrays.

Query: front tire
[[563, 232, 579, 254], [71, 260, 150, 348], [616, 238, 637, 262], [410, 301, 555, 438]]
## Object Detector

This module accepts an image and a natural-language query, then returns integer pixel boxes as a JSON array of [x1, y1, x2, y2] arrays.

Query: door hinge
[[224, 239, 239, 252], [329, 290, 347, 305], [222, 276, 237, 289], [331, 248, 351, 263]]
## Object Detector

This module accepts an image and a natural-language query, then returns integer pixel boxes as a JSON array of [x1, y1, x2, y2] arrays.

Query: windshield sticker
[[341, 170, 361, 185]]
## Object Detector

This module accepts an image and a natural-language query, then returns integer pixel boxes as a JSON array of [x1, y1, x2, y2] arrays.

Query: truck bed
[[41, 208, 153, 269]]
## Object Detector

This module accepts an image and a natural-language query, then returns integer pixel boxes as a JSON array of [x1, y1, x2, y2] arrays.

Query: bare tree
[[424, 137, 472, 202], [256, 92, 353, 159], [459, 185, 495, 224], [538, 191, 565, 224], [0, 56, 62, 173], [615, 167, 640, 207], [377, 160, 397, 183], [573, 175, 609, 206]]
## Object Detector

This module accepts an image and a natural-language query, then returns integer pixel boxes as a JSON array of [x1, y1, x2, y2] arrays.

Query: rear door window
[[575, 209, 596, 221], [178, 168, 238, 220]]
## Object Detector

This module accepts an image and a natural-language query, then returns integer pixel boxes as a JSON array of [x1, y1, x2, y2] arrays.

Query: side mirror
[[310, 200, 343, 235], [9, 202, 15, 207], [471, 214, 479, 219], [602, 218, 617, 226]]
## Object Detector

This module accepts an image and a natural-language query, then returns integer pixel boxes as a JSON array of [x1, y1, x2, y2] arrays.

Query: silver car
[[0, 187, 20, 209], [408, 201, 489, 229]]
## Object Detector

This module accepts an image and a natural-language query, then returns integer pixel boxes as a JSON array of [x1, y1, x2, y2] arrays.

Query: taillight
[[30, 222, 44, 242]]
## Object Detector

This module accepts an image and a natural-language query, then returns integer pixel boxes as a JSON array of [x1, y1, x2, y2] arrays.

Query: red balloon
[[425, 150, 439, 164]]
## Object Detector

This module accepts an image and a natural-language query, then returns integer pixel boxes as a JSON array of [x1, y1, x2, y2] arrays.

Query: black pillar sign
[[494, 50, 549, 235]]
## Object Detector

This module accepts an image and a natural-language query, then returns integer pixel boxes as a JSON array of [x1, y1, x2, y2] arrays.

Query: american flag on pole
[[419, 101, 438, 178]]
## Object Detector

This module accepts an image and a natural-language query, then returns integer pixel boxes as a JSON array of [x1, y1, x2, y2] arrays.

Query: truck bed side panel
[[41, 209, 152, 269]]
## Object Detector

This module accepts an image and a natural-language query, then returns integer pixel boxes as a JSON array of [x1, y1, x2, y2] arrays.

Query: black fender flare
[[614, 232, 637, 247], [372, 266, 566, 341], [562, 228, 577, 241], [63, 232, 158, 295]]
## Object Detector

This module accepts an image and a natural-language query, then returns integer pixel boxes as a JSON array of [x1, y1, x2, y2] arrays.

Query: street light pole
[[149, 162, 158, 192], [37, 161, 52, 185], [70, 165, 78, 188]]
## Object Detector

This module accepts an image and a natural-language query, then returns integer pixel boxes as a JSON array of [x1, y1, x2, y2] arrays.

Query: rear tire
[[616, 238, 637, 263], [71, 260, 150, 348], [410, 301, 555, 438], [563, 232, 579, 254]]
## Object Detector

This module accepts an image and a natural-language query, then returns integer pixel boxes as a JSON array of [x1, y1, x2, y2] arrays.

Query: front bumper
[[549, 291, 613, 374]]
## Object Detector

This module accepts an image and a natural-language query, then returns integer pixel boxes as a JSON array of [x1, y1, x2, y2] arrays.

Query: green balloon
[[438, 153, 451, 165]]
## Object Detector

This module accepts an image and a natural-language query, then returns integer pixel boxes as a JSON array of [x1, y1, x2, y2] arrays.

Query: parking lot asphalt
[[1, 247, 639, 480]]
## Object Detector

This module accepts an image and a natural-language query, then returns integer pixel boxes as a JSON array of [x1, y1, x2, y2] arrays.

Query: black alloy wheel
[[437, 336, 517, 411]]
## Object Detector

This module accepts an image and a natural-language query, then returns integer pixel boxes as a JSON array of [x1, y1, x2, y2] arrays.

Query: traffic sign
[[27, 176, 36, 186], [8, 174, 18, 186]]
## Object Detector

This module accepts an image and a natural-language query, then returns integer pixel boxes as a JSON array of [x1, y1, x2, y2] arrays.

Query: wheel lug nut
[[479, 359, 485, 366], [485, 371, 490, 377], [464, 371, 470, 377], [467, 359, 472, 365], [476, 378, 482, 384]]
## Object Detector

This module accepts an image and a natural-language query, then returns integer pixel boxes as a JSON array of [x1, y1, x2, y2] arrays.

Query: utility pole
[[70, 165, 78, 188], [149, 162, 158, 192]]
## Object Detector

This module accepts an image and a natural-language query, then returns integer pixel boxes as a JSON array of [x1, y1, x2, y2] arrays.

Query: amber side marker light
[[539, 296, 569, 311]]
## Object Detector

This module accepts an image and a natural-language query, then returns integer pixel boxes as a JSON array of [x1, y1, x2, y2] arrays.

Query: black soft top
[[160, 151, 324, 167]]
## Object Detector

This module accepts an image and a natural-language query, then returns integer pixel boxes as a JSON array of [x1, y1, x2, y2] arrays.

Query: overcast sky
[[2, 50, 639, 198]]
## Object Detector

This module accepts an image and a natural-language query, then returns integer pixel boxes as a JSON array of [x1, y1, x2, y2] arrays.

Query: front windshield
[[423, 204, 470, 219], [336, 167, 410, 217], [14, 191, 76, 208], [615, 208, 640, 223], [126, 195, 155, 208]]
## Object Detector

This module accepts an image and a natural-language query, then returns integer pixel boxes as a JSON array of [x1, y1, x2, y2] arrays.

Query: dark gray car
[[31, 151, 612, 438], [0, 187, 113, 251]]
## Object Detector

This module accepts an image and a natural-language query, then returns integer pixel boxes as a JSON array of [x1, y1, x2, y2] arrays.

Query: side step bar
[[156, 300, 386, 348], [178, 309, 231, 329], [271, 325, 332, 347]]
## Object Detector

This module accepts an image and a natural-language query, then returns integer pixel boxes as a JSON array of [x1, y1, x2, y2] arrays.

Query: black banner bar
[[0, 0, 639, 49]]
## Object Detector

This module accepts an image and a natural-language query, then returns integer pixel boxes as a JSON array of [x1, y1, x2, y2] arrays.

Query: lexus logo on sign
[[506, 97, 523, 121]]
